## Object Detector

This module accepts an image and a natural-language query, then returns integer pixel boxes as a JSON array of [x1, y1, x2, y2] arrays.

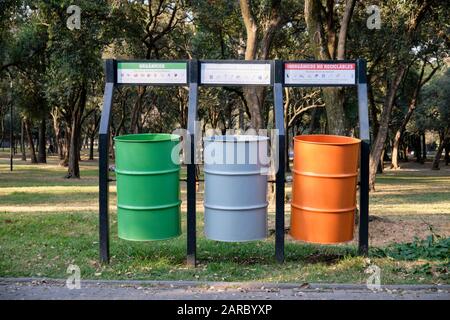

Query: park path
[[0, 278, 449, 300]]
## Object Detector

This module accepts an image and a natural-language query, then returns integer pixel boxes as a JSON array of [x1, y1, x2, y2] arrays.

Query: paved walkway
[[0, 278, 449, 300]]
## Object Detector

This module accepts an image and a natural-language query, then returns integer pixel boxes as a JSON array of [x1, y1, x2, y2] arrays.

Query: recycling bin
[[290, 134, 361, 243], [203, 135, 269, 242], [114, 133, 181, 241]]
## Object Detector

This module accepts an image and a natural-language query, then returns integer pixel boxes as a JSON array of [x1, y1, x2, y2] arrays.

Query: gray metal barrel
[[203, 135, 269, 242]]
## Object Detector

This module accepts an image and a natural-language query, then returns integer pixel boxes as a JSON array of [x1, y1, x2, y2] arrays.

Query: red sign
[[285, 63, 355, 70], [284, 62, 356, 85]]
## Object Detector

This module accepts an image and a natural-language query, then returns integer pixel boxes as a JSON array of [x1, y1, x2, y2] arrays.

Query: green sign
[[117, 62, 187, 84]]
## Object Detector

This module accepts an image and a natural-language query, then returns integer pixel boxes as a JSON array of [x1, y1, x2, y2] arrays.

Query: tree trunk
[[309, 107, 317, 133], [52, 112, 64, 160], [378, 149, 384, 173], [384, 143, 391, 161], [414, 135, 422, 163], [421, 132, 427, 161], [377, 144, 391, 174], [369, 65, 407, 190], [67, 124, 81, 178], [402, 143, 409, 162], [61, 129, 70, 166], [444, 139, 449, 166], [52, 135, 57, 154], [20, 119, 26, 161], [24, 118, 37, 164], [79, 136, 83, 162], [89, 134, 95, 160], [376, 161, 383, 174], [0, 116, 4, 151], [368, 81, 380, 139], [285, 134, 291, 172], [323, 88, 346, 135], [285, 126, 290, 173], [243, 87, 266, 129], [109, 132, 115, 160], [391, 103, 416, 169], [368, 1, 432, 189], [239, 0, 281, 130], [66, 85, 87, 178], [38, 116, 46, 163], [391, 131, 401, 169], [130, 86, 146, 133], [58, 134, 64, 160], [304, 0, 355, 135], [390, 59, 438, 168], [432, 132, 446, 170]]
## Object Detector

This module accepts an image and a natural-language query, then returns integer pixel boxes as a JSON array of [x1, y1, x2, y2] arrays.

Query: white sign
[[201, 63, 271, 85], [117, 62, 187, 84], [284, 62, 356, 85]]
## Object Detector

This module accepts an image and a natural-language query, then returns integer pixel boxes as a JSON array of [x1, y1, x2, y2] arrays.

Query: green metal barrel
[[114, 133, 181, 241]]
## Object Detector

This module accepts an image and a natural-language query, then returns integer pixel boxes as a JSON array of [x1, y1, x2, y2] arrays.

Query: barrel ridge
[[291, 203, 356, 213], [292, 169, 358, 178], [204, 202, 269, 211], [118, 200, 182, 211], [115, 167, 180, 175], [203, 168, 268, 176]]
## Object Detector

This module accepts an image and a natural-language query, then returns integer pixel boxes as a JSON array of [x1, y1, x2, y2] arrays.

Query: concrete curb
[[1, 277, 449, 291]]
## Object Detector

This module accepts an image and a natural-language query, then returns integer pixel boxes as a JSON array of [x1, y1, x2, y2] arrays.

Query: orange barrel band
[[290, 134, 361, 244]]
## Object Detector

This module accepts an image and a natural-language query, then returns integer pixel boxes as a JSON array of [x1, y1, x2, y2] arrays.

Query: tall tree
[[390, 59, 440, 169], [304, 0, 356, 134], [368, 0, 442, 189], [420, 67, 450, 170], [109, 0, 189, 133], [239, 0, 284, 129], [37, 1, 112, 177]]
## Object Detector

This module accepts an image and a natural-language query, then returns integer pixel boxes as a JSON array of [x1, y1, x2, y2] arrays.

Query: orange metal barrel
[[290, 135, 361, 244]]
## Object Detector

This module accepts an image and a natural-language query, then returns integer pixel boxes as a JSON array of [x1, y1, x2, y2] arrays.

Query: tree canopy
[[0, 0, 449, 183]]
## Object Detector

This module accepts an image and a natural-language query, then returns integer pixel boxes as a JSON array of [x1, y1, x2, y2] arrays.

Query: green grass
[[0, 150, 449, 284], [369, 173, 450, 216], [1, 209, 446, 284]]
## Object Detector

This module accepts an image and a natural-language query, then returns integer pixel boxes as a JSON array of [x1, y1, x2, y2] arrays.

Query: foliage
[[418, 67, 450, 133], [373, 235, 450, 261]]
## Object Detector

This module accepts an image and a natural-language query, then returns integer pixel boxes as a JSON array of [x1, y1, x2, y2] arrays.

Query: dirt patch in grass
[[305, 253, 344, 265], [368, 215, 450, 246]]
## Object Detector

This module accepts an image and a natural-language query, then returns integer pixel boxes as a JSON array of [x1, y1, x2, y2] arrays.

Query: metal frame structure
[[98, 58, 369, 266], [275, 59, 370, 256], [98, 59, 189, 263], [188, 59, 284, 265]]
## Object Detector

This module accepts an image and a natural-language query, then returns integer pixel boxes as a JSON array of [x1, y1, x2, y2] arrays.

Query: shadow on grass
[[0, 168, 99, 187], [195, 239, 358, 266], [0, 191, 99, 205], [106, 236, 360, 268], [371, 190, 450, 205], [376, 176, 449, 185]]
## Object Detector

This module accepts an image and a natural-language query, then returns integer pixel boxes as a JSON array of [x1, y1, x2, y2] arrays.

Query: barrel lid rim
[[114, 133, 180, 142], [293, 134, 361, 145], [203, 135, 269, 143]]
